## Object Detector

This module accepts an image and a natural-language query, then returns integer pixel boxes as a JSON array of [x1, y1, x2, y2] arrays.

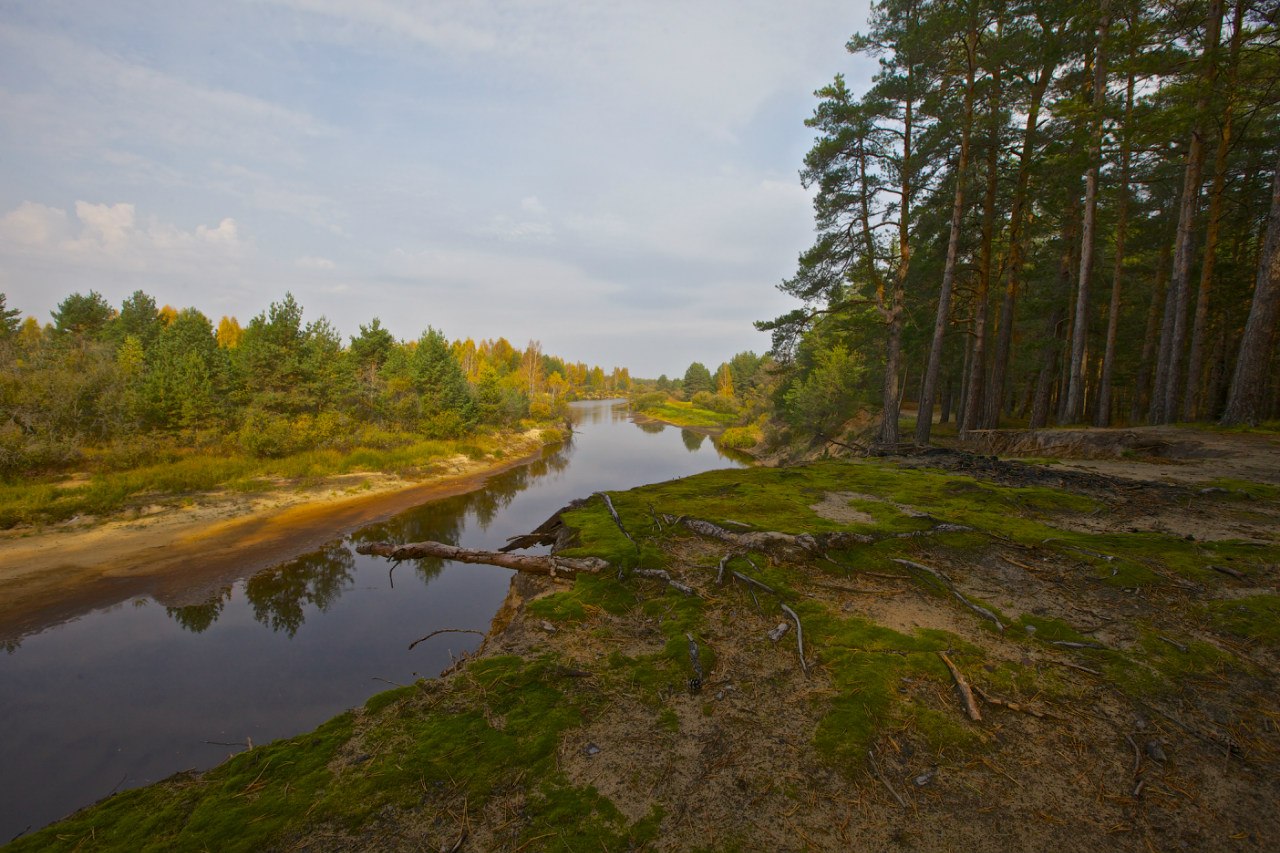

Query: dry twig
[[407, 628, 485, 652], [938, 652, 982, 721]]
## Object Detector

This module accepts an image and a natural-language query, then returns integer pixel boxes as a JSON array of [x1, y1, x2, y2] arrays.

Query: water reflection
[[635, 420, 666, 434], [681, 429, 707, 452], [162, 441, 577, 636], [166, 587, 231, 634], [244, 541, 356, 636], [0, 399, 745, 841]]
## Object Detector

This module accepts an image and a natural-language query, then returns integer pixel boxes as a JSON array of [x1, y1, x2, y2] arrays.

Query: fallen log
[[357, 541, 608, 578]]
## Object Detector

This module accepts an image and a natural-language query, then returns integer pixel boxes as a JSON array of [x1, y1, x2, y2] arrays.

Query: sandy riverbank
[[0, 429, 560, 643]]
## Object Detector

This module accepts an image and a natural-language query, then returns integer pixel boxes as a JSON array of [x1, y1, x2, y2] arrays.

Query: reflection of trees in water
[[681, 429, 706, 452], [635, 420, 666, 434], [243, 541, 356, 636], [166, 586, 232, 633], [349, 443, 569, 584], [161, 438, 576, 636]]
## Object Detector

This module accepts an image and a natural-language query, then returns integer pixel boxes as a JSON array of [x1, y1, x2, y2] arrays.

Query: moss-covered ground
[[11, 452, 1279, 852]]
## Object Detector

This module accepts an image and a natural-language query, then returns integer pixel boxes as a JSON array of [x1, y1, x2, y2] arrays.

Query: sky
[[0, 0, 876, 378]]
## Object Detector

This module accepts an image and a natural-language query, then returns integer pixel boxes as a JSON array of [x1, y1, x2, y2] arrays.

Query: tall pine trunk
[[1065, 1, 1110, 422], [1151, 0, 1224, 423], [916, 25, 978, 444], [961, 13, 1004, 437], [984, 48, 1057, 429], [1096, 69, 1134, 426], [1184, 0, 1243, 420], [1221, 154, 1280, 426], [1031, 197, 1081, 428], [1132, 240, 1173, 423], [880, 74, 915, 446]]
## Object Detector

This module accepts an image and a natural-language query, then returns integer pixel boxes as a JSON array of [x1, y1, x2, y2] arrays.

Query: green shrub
[[633, 392, 668, 410], [717, 425, 761, 450], [239, 410, 309, 458]]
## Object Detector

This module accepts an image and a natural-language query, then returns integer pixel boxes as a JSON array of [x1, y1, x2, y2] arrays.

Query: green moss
[[528, 574, 636, 623], [1013, 614, 1097, 645], [363, 683, 417, 715], [802, 607, 982, 765], [10, 712, 356, 853], [1101, 627, 1236, 697], [1201, 478, 1280, 501], [657, 707, 680, 732], [1206, 595, 1280, 645]]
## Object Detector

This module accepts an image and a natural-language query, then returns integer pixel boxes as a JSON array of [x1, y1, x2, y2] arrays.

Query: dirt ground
[[455, 427, 1279, 852]]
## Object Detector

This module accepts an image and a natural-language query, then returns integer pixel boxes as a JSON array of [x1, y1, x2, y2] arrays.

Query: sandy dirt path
[[0, 432, 554, 642]]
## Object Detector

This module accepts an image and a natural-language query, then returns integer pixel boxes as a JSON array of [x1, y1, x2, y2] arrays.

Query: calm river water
[[0, 399, 745, 841]]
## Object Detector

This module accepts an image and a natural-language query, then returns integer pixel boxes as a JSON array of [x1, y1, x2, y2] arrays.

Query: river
[[0, 399, 746, 841]]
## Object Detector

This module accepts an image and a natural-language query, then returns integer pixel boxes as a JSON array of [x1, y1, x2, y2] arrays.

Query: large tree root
[[669, 516, 873, 559], [499, 499, 587, 552], [894, 558, 1006, 632], [668, 515, 970, 562]]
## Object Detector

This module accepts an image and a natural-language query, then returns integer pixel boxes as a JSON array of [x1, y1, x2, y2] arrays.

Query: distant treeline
[[0, 289, 631, 476], [763, 0, 1280, 440]]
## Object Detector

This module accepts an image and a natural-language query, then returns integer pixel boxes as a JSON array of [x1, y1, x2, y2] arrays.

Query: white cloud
[[254, 1, 866, 135], [1, 200, 244, 270], [0, 24, 327, 164], [261, 0, 499, 53], [479, 196, 555, 243], [295, 255, 336, 270], [71, 201, 136, 250], [0, 201, 70, 246]]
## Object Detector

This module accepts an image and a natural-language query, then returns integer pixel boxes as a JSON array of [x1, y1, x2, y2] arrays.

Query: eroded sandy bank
[[0, 429, 559, 642]]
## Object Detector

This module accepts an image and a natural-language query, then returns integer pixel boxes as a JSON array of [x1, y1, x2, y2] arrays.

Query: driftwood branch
[[894, 558, 1005, 632], [357, 541, 608, 578], [1209, 563, 1246, 580], [634, 568, 697, 596], [715, 554, 731, 585], [408, 628, 485, 651], [780, 603, 808, 675], [596, 492, 637, 548], [938, 652, 982, 722], [972, 685, 1054, 720]]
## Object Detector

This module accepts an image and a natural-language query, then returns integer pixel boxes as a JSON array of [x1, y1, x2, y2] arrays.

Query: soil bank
[[0, 428, 559, 642]]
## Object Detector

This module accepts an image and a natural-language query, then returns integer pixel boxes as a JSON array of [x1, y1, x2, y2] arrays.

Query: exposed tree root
[[893, 558, 1006, 632]]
